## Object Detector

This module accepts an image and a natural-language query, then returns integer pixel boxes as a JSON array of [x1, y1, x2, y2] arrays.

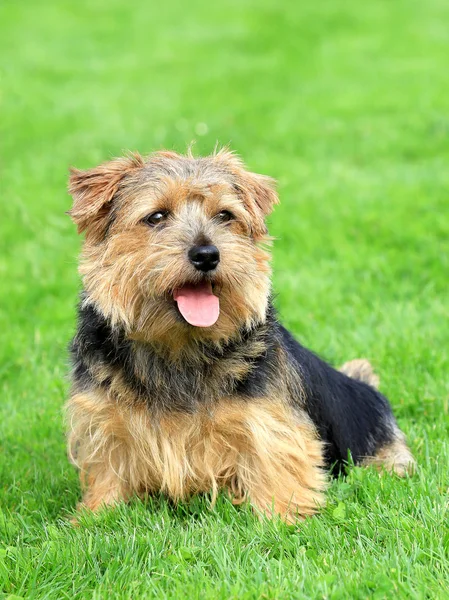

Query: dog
[[66, 148, 415, 522]]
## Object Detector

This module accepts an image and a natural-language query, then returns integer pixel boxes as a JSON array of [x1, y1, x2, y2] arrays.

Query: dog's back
[[278, 323, 414, 474]]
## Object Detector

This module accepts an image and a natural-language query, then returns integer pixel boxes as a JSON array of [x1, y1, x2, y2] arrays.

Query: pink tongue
[[174, 282, 220, 327]]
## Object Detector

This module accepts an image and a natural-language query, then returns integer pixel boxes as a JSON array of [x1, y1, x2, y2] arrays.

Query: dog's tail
[[339, 358, 380, 389]]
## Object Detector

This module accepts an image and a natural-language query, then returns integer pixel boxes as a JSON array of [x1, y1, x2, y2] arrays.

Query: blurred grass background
[[1, 0, 448, 598]]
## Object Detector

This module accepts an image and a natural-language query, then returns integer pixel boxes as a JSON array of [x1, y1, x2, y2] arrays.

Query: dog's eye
[[216, 210, 235, 223], [142, 211, 169, 226]]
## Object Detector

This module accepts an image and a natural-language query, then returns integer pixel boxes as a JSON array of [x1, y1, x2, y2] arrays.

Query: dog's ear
[[214, 149, 279, 239], [68, 153, 144, 241]]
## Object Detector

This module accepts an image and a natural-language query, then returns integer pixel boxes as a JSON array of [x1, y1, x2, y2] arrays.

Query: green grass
[[1, 0, 448, 597]]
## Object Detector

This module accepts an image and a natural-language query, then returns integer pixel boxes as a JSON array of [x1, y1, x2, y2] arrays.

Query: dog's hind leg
[[339, 359, 415, 476], [361, 427, 416, 476]]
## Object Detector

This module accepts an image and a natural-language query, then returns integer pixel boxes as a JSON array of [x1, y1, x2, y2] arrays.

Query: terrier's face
[[69, 150, 278, 350]]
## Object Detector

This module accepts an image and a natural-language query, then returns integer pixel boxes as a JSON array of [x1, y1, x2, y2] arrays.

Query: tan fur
[[69, 153, 144, 242], [213, 149, 279, 238], [340, 359, 415, 476], [362, 429, 416, 476], [68, 390, 326, 522], [69, 150, 275, 358], [66, 149, 414, 524], [339, 358, 380, 389]]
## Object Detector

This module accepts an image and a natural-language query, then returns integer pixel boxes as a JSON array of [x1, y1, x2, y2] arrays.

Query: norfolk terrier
[[67, 149, 414, 522]]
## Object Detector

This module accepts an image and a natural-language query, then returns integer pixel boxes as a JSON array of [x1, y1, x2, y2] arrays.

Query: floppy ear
[[68, 153, 144, 241], [214, 149, 279, 238]]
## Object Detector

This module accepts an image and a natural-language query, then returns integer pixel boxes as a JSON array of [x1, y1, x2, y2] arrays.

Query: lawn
[[1, 0, 448, 597]]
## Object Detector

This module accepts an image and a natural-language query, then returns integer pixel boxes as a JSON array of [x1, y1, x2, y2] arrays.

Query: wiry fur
[[339, 359, 380, 389], [68, 391, 326, 522], [338, 359, 414, 474], [66, 149, 414, 522], [70, 150, 274, 357]]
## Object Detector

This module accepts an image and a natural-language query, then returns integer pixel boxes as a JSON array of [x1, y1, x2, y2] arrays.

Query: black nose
[[188, 245, 220, 272]]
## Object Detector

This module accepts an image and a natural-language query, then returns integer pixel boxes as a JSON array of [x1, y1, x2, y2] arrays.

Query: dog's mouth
[[173, 281, 220, 328]]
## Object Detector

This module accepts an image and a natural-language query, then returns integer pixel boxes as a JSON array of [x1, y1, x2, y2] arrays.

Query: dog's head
[[68, 149, 278, 352]]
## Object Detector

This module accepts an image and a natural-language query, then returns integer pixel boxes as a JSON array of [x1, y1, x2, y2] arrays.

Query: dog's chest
[[72, 316, 277, 411], [128, 349, 256, 411]]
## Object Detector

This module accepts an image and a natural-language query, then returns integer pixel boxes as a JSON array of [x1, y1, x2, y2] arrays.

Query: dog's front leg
[[66, 390, 138, 513], [216, 400, 328, 523]]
